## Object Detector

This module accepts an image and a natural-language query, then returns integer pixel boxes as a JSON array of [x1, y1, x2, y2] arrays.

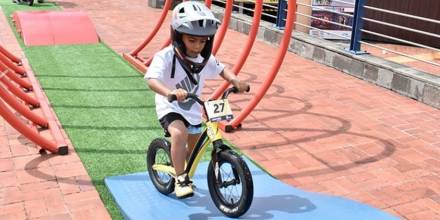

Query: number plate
[[204, 99, 233, 122]]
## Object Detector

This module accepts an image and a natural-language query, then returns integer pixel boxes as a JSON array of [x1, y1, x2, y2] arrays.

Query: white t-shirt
[[145, 46, 225, 125]]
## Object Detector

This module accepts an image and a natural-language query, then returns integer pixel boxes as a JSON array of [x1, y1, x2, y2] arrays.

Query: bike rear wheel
[[207, 150, 254, 218], [146, 138, 175, 195]]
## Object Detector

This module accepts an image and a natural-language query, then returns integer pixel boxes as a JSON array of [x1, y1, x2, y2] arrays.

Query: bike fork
[[211, 140, 223, 185], [211, 141, 241, 187]]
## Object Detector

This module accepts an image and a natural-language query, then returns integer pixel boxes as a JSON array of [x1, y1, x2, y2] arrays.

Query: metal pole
[[348, 0, 367, 54], [276, 0, 288, 29]]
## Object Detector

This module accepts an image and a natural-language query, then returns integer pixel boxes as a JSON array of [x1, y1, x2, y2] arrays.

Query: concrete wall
[[147, 0, 164, 9]]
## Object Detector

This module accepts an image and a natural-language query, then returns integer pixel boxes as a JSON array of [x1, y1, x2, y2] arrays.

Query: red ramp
[[13, 10, 99, 46]]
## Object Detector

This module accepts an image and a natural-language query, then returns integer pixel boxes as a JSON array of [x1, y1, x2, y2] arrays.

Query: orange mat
[[12, 10, 99, 46]]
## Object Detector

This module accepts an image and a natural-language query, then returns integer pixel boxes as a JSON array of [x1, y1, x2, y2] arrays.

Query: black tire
[[38, 0, 44, 3], [27, 0, 34, 6], [207, 150, 254, 218], [146, 138, 175, 195]]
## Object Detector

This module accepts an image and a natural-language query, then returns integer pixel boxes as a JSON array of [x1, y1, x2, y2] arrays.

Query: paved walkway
[[1, 0, 440, 219], [0, 6, 110, 220]]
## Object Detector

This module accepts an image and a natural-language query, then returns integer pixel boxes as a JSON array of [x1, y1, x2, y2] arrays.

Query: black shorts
[[159, 112, 202, 137]]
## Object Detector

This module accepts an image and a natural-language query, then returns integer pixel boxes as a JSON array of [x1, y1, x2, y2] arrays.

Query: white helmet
[[171, 1, 220, 37], [170, 1, 221, 81]]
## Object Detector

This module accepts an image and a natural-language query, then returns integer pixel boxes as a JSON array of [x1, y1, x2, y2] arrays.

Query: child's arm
[[219, 68, 249, 92], [147, 79, 187, 101]]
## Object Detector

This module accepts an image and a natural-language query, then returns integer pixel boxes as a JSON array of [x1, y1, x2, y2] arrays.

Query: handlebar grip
[[245, 85, 250, 92], [231, 87, 239, 93], [231, 86, 250, 93], [167, 94, 177, 102]]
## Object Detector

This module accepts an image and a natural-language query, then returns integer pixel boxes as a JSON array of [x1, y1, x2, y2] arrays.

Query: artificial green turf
[[0, 1, 264, 219], [27, 44, 159, 219], [0, 0, 57, 14]]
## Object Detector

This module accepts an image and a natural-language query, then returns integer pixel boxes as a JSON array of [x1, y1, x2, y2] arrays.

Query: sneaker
[[175, 173, 193, 199]]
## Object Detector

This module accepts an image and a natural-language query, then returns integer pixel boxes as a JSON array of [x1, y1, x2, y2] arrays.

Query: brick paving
[[0, 7, 110, 220], [1, 0, 440, 219]]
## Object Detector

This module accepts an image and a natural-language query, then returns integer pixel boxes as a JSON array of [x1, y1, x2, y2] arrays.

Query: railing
[[229, 0, 439, 73], [351, 1, 440, 68], [215, 0, 279, 20]]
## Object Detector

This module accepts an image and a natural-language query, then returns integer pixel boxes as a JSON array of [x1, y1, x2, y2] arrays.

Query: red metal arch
[[0, 47, 67, 155], [211, 0, 233, 55], [0, 84, 48, 127], [0, 62, 32, 89], [0, 74, 39, 107], [0, 50, 26, 75], [123, 0, 173, 72], [0, 45, 21, 64], [210, 0, 263, 100], [129, 0, 173, 56], [221, 0, 297, 132], [0, 98, 62, 154]]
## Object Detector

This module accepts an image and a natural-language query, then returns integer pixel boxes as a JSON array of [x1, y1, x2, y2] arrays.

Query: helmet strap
[[173, 48, 201, 85], [171, 54, 176, 79], [170, 30, 213, 85]]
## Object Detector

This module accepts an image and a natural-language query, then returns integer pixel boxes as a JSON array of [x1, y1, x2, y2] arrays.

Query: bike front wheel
[[207, 150, 254, 218], [146, 138, 175, 195]]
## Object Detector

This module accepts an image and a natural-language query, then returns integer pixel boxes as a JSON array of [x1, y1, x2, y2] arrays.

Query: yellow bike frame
[[151, 120, 226, 178]]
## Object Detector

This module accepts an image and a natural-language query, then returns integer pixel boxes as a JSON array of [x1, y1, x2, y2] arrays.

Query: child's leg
[[187, 133, 201, 160], [167, 119, 194, 198], [167, 120, 188, 176]]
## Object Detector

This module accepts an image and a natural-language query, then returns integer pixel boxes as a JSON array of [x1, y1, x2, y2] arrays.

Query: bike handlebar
[[167, 86, 250, 104], [167, 93, 204, 104], [221, 85, 250, 99]]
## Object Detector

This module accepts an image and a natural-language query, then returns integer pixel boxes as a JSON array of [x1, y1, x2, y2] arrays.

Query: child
[[145, 1, 249, 199]]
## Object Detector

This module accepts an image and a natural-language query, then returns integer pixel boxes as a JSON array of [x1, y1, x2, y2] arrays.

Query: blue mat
[[105, 160, 398, 220]]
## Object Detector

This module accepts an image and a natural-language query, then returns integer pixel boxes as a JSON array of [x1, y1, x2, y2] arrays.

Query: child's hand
[[235, 80, 250, 93], [238, 81, 250, 93], [170, 88, 188, 102]]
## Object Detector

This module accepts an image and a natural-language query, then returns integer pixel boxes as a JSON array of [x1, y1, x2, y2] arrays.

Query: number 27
[[213, 103, 224, 113]]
